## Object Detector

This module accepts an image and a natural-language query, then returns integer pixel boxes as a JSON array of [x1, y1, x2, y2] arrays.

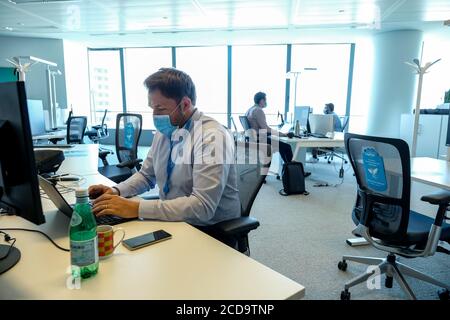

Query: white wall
[[0, 35, 67, 128], [63, 40, 91, 124], [366, 30, 423, 138]]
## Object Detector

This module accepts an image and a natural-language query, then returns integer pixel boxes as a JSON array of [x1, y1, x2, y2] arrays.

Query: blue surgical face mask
[[153, 102, 182, 137]]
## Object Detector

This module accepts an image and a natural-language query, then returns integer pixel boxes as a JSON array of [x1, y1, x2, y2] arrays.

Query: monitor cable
[[0, 228, 69, 252]]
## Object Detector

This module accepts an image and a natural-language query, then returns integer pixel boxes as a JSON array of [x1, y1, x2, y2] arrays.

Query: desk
[[0, 150, 305, 300], [278, 132, 345, 162], [33, 129, 66, 141], [411, 157, 450, 190]]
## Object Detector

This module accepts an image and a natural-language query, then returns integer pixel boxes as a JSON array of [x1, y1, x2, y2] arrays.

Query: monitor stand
[[0, 244, 21, 274]]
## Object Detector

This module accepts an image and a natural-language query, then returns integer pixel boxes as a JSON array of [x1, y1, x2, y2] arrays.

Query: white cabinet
[[400, 114, 448, 159]]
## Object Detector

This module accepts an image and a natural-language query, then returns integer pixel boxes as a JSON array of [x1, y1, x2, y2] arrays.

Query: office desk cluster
[[0, 145, 305, 300]]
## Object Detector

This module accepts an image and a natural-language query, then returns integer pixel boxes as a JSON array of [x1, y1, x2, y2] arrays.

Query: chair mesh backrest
[[340, 116, 349, 132], [67, 116, 87, 144], [345, 133, 411, 239], [235, 141, 271, 216], [239, 116, 251, 130], [115, 113, 142, 163]]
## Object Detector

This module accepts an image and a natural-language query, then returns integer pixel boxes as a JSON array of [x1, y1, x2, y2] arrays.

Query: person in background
[[323, 103, 343, 132], [311, 102, 343, 161], [245, 92, 293, 163]]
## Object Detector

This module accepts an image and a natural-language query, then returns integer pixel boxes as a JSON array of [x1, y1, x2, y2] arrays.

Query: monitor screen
[[447, 114, 450, 147], [27, 99, 46, 136], [0, 81, 45, 225], [294, 106, 310, 129]]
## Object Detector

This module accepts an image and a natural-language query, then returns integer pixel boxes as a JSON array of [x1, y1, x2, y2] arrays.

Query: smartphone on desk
[[122, 230, 172, 250]]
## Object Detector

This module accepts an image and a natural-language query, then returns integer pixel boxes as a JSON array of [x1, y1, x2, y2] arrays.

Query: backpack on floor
[[279, 162, 309, 196]]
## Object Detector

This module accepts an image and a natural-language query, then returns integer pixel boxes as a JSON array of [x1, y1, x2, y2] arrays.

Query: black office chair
[[86, 109, 109, 143], [338, 133, 450, 300], [66, 116, 87, 144], [98, 113, 143, 184], [201, 141, 271, 255]]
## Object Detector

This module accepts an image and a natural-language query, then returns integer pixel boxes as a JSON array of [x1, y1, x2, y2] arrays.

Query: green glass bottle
[[69, 188, 99, 279]]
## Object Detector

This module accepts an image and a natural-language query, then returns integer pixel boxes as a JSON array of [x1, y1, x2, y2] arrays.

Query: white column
[[366, 30, 423, 138]]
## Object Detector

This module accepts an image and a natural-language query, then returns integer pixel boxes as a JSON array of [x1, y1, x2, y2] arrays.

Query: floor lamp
[[286, 68, 317, 122], [405, 58, 440, 157]]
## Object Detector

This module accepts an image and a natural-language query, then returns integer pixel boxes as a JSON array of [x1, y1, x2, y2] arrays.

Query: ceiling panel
[[0, 0, 448, 39]]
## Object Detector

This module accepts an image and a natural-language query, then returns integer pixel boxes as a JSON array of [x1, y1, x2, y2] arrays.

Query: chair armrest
[[117, 158, 143, 169], [213, 216, 260, 236], [421, 191, 450, 205], [98, 150, 111, 160]]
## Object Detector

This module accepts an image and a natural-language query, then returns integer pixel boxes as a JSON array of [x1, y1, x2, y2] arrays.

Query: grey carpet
[[249, 158, 450, 300]]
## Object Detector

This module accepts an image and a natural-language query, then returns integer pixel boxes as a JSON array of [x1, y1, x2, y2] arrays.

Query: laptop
[[38, 175, 134, 225], [308, 114, 334, 138]]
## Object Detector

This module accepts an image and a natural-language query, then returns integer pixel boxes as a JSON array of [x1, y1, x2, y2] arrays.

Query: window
[[124, 48, 172, 129], [88, 50, 123, 127], [290, 44, 351, 117], [176, 46, 228, 125], [232, 45, 287, 126], [421, 36, 450, 109]]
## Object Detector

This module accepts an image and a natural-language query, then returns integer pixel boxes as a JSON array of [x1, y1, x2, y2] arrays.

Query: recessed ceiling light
[[339, 9, 345, 13], [162, 16, 168, 20], [4, 27, 14, 31]]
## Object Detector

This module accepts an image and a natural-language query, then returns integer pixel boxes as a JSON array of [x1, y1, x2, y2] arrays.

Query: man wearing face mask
[[323, 103, 342, 132], [311, 103, 343, 161], [245, 91, 293, 163], [88, 68, 240, 228]]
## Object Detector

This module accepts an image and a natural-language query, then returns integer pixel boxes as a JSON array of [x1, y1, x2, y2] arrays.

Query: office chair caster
[[340, 289, 351, 300], [438, 289, 449, 300], [337, 260, 347, 271], [385, 276, 393, 288], [276, 175, 280, 180]]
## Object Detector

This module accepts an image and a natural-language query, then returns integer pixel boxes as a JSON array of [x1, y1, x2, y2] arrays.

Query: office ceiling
[[0, 0, 449, 45]]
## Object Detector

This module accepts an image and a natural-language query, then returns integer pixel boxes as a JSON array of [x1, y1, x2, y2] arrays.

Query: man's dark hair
[[254, 92, 266, 105], [144, 68, 196, 105], [325, 103, 334, 112]]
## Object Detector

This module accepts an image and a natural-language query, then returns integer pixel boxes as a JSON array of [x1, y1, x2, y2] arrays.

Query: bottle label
[[70, 211, 82, 227], [70, 237, 99, 267]]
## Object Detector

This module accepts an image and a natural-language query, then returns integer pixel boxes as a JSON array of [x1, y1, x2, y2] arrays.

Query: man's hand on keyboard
[[88, 184, 117, 199], [92, 193, 139, 219]]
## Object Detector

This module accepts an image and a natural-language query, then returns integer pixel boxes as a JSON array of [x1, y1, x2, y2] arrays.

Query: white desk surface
[[411, 157, 450, 190], [0, 156, 305, 300]]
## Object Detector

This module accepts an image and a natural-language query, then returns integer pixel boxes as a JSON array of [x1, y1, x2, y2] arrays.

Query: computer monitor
[[446, 114, 450, 147], [294, 106, 310, 131], [0, 82, 45, 225], [309, 114, 334, 135], [27, 99, 46, 136]]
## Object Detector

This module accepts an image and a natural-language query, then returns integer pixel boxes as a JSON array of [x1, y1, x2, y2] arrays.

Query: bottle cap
[[75, 188, 89, 198]]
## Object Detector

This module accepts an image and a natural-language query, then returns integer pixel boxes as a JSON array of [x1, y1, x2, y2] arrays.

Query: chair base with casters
[[338, 252, 450, 300]]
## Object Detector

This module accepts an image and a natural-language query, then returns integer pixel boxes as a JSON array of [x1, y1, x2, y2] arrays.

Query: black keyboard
[[34, 144, 74, 149], [310, 133, 328, 138], [95, 214, 130, 226]]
